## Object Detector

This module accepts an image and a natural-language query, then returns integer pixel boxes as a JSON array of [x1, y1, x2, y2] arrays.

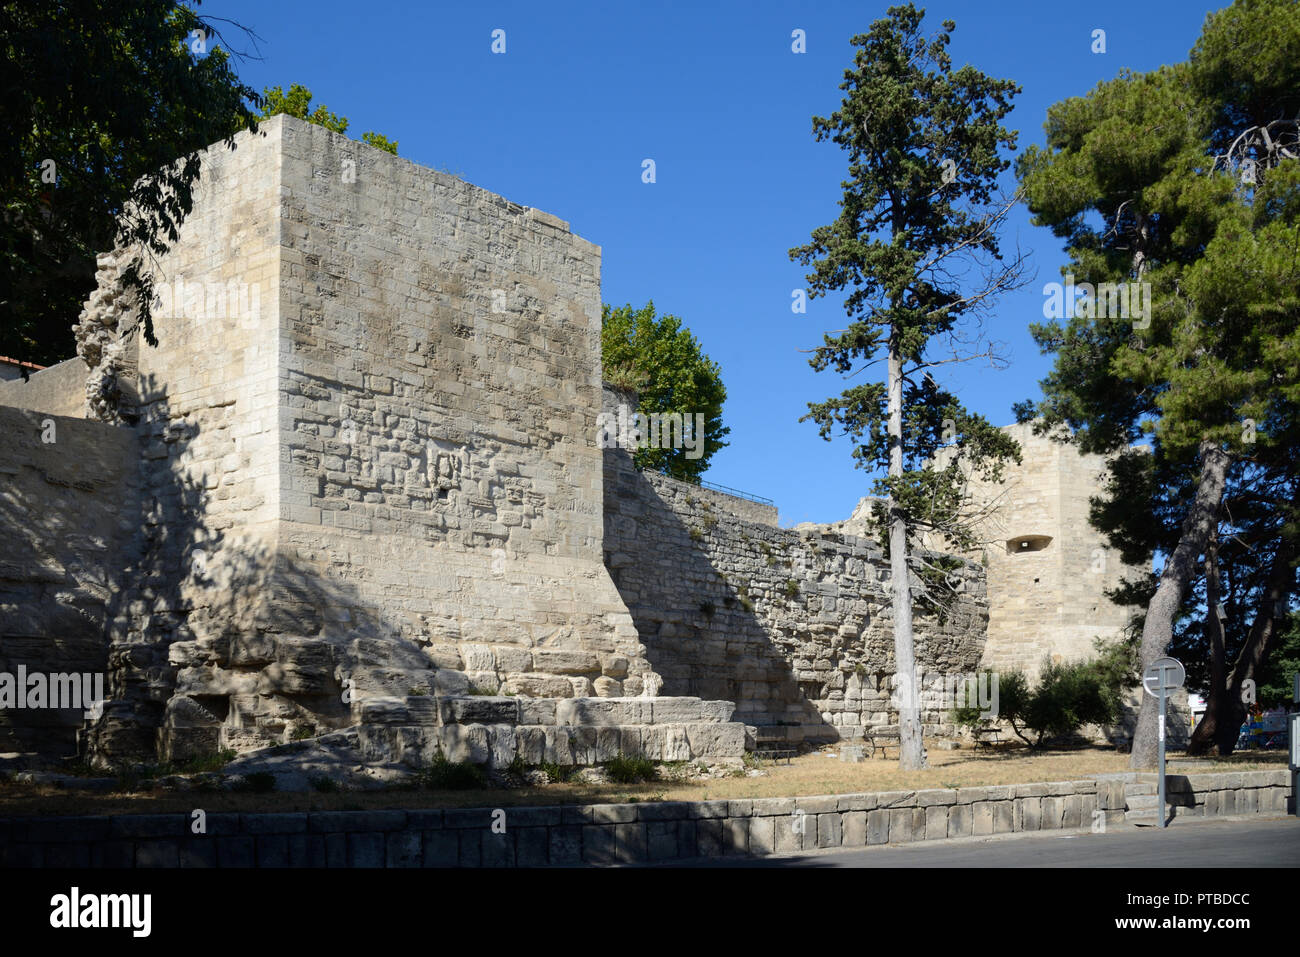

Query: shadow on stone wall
[[604, 451, 989, 747], [604, 458, 828, 740], [0, 407, 137, 759], [84, 376, 438, 769]]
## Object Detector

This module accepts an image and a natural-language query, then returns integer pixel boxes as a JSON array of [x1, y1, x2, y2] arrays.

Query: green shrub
[[605, 753, 656, 783], [289, 722, 316, 741], [539, 761, 577, 784], [177, 749, 238, 774], [420, 755, 488, 790], [309, 774, 339, 793], [236, 771, 276, 793], [995, 656, 1125, 747], [784, 580, 800, 599]]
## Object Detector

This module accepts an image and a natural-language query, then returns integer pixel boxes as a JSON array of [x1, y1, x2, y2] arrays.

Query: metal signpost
[[1291, 675, 1299, 819], [1142, 656, 1186, 829]]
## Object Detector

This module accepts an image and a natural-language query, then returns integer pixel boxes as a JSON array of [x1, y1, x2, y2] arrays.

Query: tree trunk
[[888, 327, 927, 770], [1131, 440, 1232, 768], [1217, 540, 1297, 754], [1187, 527, 1225, 756]]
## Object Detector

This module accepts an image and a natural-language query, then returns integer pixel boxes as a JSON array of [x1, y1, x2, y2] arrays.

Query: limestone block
[[649, 698, 704, 724], [617, 726, 643, 757], [532, 649, 601, 675], [440, 724, 490, 764], [517, 698, 557, 725], [167, 641, 208, 668], [700, 700, 737, 723], [175, 666, 258, 697], [592, 676, 622, 698], [493, 646, 532, 673], [516, 726, 546, 764], [568, 676, 594, 697], [594, 727, 621, 762], [568, 726, 596, 765], [433, 669, 469, 696], [502, 673, 573, 698], [488, 724, 517, 767], [556, 698, 649, 726], [463, 671, 500, 694], [461, 644, 495, 672], [357, 698, 409, 725], [601, 654, 630, 679], [543, 727, 574, 765], [440, 696, 519, 726], [230, 633, 277, 667], [423, 645, 463, 670], [162, 695, 222, 729], [684, 722, 745, 758]]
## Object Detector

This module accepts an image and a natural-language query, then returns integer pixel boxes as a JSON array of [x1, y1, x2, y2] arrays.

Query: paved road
[[670, 816, 1300, 867]]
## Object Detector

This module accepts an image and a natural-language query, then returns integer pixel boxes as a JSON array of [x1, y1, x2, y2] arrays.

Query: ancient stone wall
[[73, 116, 657, 765], [5, 770, 1285, 867], [271, 116, 649, 701], [0, 408, 140, 756], [0, 359, 88, 419], [603, 417, 988, 742]]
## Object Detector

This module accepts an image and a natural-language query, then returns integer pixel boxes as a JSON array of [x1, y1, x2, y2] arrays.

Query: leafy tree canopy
[[601, 301, 729, 482], [1, 0, 261, 365], [259, 83, 398, 155]]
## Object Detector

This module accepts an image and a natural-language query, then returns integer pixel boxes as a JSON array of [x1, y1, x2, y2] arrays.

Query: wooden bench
[[973, 726, 1002, 749], [865, 731, 900, 759], [752, 727, 798, 764]]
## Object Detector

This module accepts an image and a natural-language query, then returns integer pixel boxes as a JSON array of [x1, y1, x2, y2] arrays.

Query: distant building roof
[[0, 356, 46, 372]]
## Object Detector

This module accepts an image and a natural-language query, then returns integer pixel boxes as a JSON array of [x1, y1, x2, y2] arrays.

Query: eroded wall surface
[[603, 428, 988, 741], [78, 116, 652, 763], [0, 408, 140, 756]]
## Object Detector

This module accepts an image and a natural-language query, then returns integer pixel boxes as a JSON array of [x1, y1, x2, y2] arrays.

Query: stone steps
[[216, 693, 748, 786], [1124, 777, 1164, 825]]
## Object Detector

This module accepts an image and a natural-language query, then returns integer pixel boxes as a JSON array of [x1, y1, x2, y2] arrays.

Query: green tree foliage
[[1255, 615, 1300, 707], [992, 654, 1129, 748], [259, 83, 398, 154], [788, 3, 1026, 769], [1, 0, 261, 365], [1015, 0, 1300, 763], [601, 301, 729, 482]]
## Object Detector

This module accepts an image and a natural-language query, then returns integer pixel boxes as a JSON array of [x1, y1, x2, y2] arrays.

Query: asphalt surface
[[669, 815, 1300, 867]]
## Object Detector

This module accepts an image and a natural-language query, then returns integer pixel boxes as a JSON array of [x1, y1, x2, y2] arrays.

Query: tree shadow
[[83, 373, 439, 768]]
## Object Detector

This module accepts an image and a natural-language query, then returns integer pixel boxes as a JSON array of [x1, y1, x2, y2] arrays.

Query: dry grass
[[0, 745, 1286, 818]]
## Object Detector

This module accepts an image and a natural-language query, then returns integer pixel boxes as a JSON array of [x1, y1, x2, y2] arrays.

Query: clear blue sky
[[208, 0, 1218, 524]]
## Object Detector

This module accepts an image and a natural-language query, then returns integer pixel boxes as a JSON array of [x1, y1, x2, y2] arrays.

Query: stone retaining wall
[[0, 408, 141, 757], [603, 427, 988, 740], [1, 770, 1287, 867]]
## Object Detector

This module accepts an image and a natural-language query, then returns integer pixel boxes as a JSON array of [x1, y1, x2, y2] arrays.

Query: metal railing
[[696, 478, 775, 507]]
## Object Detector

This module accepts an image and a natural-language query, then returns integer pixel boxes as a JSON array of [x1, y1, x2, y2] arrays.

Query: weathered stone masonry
[[603, 393, 988, 744], [1, 115, 991, 771], [1, 116, 754, 773]]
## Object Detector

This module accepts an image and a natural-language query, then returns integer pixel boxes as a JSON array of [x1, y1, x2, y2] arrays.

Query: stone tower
[[938, 423, 1142, 675]]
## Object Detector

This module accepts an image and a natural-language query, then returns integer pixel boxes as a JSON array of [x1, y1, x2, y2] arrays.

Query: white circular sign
[[1142, 656, 1185, 696]]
